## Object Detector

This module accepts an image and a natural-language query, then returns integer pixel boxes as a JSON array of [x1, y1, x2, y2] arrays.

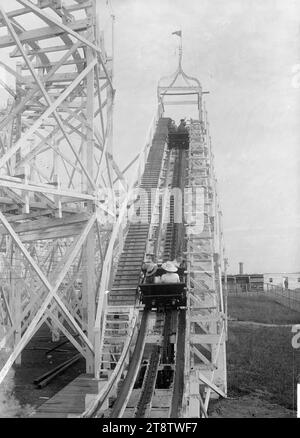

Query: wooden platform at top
[[30, 374, 99, 418]]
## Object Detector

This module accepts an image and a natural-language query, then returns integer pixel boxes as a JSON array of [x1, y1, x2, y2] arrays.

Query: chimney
[[239, 262, 244, 275]]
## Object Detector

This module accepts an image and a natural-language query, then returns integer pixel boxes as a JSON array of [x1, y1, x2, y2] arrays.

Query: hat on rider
[[161, 261, 178, 273], [146, 262, 158, 277]]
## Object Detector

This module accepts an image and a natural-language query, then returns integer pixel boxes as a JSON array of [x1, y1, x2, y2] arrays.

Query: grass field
[[212, 295, 300, 416], [227, 324, 300, 410], [228, 294, 300, 324]]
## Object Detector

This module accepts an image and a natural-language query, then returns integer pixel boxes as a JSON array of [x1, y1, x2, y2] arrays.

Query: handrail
[[93, 104, 162, 376], [81, 312, 138, 418], [110, 310, 149, 418], [134, 104, 163, 188]]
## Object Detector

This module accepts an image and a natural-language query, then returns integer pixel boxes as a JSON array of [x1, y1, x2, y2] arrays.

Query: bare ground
[[0, 324, 85, 417]]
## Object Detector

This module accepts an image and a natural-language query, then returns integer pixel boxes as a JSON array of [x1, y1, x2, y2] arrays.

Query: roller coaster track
[[82, 118, 173, 418], [161, 310, 173, 365], [109, 310, 150, 418], [107, 134, 188, 419], [134, 344, 161, 418], [84, 115, 226, 420], [163, 147, 186, 262], [109, 120, 169, 306], [170, 309, 186, 417]]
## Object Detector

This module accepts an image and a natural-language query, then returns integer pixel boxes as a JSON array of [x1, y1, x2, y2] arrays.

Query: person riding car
[[160, 261, 180, 283]]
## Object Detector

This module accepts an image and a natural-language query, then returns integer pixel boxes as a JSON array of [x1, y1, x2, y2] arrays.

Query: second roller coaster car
[[167, 131, 189, 150]]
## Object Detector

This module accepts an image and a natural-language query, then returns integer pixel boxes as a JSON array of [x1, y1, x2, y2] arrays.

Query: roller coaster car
[[139, 268, 187, 309], [139, 283, 187, 309], [168, 132, 189, 150]]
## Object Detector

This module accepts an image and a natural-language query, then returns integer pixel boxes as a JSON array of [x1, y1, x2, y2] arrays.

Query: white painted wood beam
[[0, 59, 96, 170], [18, 0, 114, 91], [0, 212, 96, 385]]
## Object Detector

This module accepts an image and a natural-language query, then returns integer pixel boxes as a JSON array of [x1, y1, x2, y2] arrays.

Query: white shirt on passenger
[[161, 273, 180, 284]]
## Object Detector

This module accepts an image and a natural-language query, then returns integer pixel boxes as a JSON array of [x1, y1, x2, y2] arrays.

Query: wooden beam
[[0, 212, 96, 386], [190, 333, 224, 344], [197, 371, 226, 398], [0, 40, 83, 134], [0, 177, 95, 201], [0, 59, 97, 170], [0, 211, 94, 353], [18, 0, 114, 91], [191, 346, 216, 370], [0, 19, 90, 48], [83, 17, 96, 372], [0, 1, 92, 27], [0, 13, 96, 192], [11, 43, 84, 56], [0, 286, 13, 327], [0, 212, 90, 235], [18, 224, 86, 243], [44, 309, 86, 358]]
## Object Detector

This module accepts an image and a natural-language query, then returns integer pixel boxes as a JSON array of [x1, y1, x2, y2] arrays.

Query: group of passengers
[[169, 118, 188, 134], [142, 256, 186, 284]]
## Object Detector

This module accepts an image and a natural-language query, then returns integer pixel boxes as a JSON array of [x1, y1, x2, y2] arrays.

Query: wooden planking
[[0, 212, 90, 235], [31, 412, 70, 418], [31, 374, 100, 417], [18, 225, 85, 243], [0, 20, 90, 49], [0, 2, 92, 28], [20, 71, 111, 84]]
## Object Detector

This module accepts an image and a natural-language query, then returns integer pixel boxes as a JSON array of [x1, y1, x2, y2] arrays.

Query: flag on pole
[[172, 30, 182, 37]]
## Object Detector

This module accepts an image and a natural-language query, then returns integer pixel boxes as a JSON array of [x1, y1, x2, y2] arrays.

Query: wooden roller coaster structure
[[0, 0, 227, 418]]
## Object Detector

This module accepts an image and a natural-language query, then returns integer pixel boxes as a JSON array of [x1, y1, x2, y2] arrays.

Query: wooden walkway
[[30, 374, 100, 418]]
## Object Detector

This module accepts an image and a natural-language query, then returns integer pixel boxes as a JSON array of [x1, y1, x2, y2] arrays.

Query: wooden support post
[[22, 164, 30, 214], [53, 175, 62, 219], [9, 242, 21, 364], [82, 3, 96, 374], [14, 256, 22, 365]]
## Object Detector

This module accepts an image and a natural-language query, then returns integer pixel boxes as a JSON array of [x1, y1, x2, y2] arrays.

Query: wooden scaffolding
[[0, 0, 125, 384]]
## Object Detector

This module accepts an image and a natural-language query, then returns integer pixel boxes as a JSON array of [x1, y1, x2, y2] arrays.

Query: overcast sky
[[0, 0, 299, 274], [109, 0, 300, 274]]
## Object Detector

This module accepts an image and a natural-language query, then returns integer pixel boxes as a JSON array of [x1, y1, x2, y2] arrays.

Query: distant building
[[222, 273, 264, 293], [222, 262, 264, 293], [264, 273, 300, 291]]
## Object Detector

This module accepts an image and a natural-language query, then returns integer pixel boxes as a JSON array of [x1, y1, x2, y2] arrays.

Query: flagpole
[[172, 30, 183, 68], [179, 33, 182, 67]]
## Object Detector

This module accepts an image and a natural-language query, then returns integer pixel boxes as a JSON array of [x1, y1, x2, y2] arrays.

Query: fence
[[227, 283, 300, 313], [265, 284, 300, 313], [226, 283, 263, 294]]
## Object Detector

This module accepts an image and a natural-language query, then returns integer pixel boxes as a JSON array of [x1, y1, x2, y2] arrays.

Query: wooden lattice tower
[[183, 116, 227, 417], [0, 0, 126, 384]]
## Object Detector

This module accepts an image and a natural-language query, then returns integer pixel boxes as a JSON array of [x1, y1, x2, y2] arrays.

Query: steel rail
[[109, 310, 150, 418], [170, 309, 186, 417]]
